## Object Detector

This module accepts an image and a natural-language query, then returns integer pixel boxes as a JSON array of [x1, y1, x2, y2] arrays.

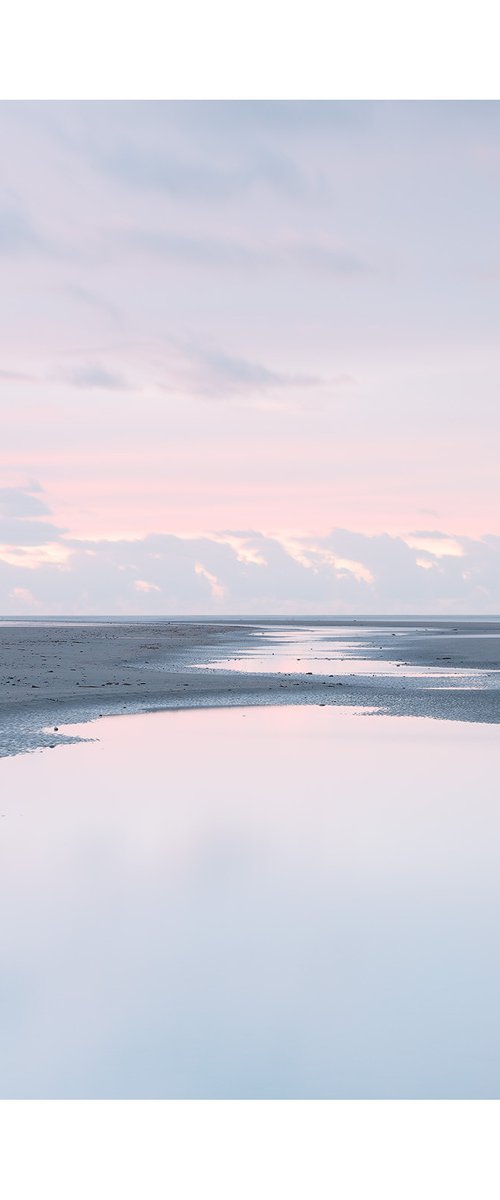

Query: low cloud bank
[[1, 486, 499, 615]]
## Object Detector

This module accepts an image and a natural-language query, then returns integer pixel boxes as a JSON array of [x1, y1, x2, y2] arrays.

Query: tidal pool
[[0, 704, 499, 1098], [196, 625, 495, 685]]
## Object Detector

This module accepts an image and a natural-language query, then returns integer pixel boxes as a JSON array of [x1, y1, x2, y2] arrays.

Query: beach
[[1, 617, 499, 757], [2, 700, 500, 1098], [2, 617, 500, 1097]]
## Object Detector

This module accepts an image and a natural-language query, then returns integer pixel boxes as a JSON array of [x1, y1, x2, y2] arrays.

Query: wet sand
[[1, 617, 499, 756]]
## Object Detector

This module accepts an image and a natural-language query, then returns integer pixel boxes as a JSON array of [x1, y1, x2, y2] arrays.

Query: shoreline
[[1, 618, 500, 757]]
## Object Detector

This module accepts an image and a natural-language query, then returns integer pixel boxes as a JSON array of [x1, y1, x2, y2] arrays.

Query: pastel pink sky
[[1, 102, 500, 612]]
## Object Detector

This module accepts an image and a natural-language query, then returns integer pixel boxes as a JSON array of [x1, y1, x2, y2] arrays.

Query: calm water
[[0, 703, 499, 1098], [196, 625, 496, 686]]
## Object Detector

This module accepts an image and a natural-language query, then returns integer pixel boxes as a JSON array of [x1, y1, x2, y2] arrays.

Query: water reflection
[[195, 625, 495, 686], [1, 705, 499, 1098]]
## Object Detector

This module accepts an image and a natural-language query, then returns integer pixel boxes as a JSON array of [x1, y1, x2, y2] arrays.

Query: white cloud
[[194, 563, 225, 600], [1, 518, 500, 615], [403, 535, 464, 559], [66, 363, 130, 390], [134, 579, 160, 593], [8, 586, 41, 609]]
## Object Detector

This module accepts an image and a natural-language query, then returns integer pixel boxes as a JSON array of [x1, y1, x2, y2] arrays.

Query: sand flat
[[1, 617, 500, 756]]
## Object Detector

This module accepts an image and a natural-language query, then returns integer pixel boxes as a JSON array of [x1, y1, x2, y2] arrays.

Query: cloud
[[8, 586, 41, 610], [0, 519, 65, 547], [410, 529, 459, 538], [65, 101, 374, 213], [134, 579, 160, 593], [0, 483, 50, 519], [0, 203, 40, 255], [91, 136, 308, 201], [119, 228, 372, 277], [1, 491, 500, 615], [43, 100, 368, 200], [65, 363, 130, 390], [279, 243, 372, 276], [194, 562, 225, 599], [189, 346, 323, 394], [187, 100, 368, 137], [403, 534, 464, 559], [152, 339, 327, 403], [1, 518, 500, 615], [62, 284, 121, 324], [0, 369, 37, 383], [0, 484, 65, 550]]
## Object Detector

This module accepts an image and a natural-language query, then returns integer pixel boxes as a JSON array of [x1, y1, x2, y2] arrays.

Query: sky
[[1, 100, 500, 614]]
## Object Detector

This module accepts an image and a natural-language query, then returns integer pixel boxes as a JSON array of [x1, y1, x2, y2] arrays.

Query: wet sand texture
[[0, 618, 499, 756]]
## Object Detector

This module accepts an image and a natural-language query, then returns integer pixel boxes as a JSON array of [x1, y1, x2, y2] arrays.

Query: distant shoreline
[[1, 614, 500, 624]]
